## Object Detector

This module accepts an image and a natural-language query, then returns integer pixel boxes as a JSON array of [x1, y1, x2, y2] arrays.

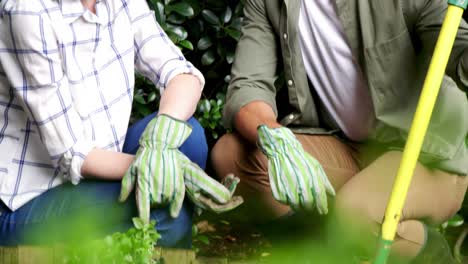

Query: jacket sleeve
[[222, 0, 281, 128], [409, 0, 468, 94]]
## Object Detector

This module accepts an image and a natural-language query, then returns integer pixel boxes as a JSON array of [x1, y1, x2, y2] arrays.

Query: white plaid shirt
[[0, 0, 204, 211]]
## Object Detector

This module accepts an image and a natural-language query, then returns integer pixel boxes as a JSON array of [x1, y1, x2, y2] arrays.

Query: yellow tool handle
[[381, 4, 464, 241], [374, 2, 467, 264]]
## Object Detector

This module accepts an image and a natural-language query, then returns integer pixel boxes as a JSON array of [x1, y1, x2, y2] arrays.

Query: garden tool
[[374, 1, 468, 263]]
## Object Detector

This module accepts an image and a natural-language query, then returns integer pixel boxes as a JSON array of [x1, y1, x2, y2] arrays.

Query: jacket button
[[283, 33, 288, 39], [287, 80, 293, 86]]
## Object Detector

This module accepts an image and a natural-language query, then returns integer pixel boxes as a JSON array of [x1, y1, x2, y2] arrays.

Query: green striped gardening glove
[[257, 125, 335, 214], [119, 114, 190, 223], [120, 114, 243, 223]]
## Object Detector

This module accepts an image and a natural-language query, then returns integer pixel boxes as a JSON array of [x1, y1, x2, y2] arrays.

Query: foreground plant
[[62, 218, 161, 264]]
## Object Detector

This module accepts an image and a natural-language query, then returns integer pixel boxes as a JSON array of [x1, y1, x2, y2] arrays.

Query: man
[[211, 0, 468, 262], [0, 0, 241, 247]]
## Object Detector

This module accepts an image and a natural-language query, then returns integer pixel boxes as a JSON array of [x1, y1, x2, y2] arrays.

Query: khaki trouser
[[211, 133, 468, 258]]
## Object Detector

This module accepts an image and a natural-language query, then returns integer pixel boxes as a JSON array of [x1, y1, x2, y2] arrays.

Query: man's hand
[[257, 125, 335, 214]]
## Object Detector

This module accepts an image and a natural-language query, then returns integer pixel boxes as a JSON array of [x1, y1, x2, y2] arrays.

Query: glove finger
[[119, 164, 137, 202], [135, 148, 157, 205], [136, 186, 151, 224], [307, 157, 328, 215], [267, 158, 288, 204], [257, 128, 289, 204], [220, 173, 240, 195], [184, 182, 207, 215], [196, 195, 244, 213], [156, 152, 173, 204], [277, 152, 304, 209], [296, 154, 316, 211], [289, 149, 317, 209], [317, 164, 336, 196], [184, 161, 231, 204], [302, 154, 331, 214], [169, 172, 185, 218], [306, 154, 335, 196], [258, 128, 288, 203]]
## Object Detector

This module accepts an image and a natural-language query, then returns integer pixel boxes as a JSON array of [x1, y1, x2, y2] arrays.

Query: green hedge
[[131, 0, 245, 146]]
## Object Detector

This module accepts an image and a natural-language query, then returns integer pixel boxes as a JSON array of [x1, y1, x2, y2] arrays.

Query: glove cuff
[[140, 114, 193, 148], [257, 125, 300, 156]]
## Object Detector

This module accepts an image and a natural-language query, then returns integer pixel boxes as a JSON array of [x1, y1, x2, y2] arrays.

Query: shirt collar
[[58, 0, 85, 24], [58, 0, 105, 25]]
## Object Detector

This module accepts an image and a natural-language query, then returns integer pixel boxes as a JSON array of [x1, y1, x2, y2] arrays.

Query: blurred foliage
[[131, 0, 244, 144], [61, 218, 161, 264]]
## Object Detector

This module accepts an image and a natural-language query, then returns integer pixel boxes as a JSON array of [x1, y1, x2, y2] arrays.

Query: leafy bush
[[131, 0, 244, 145]]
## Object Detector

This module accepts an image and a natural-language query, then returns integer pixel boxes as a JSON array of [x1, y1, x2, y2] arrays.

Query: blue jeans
[[0, 113, 208, 248]]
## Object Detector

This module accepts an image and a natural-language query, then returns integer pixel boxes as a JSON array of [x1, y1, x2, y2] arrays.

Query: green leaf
[[166, 13, 185, 25], [153, 2, 166, 25], [226, 50, 235, 64], [203, 99, 211, 112], [216, 44, 226, 58], [133, 218, 144, 230], [167, 2, 194, 17], [197, 37, 213, 50], [134, 94, 146, 104], [197, 235, 210, 245], [148, 0, 159, 12], [447, 214, 464, 227], [225, 28, 241, 41], [230, 17, 243, 31], [202, 9, 220, 25], [213, 112, 222, 119], [167, 33, 178, 44], [166, 24, 188, 40], [201, 50, 216, 66], [185, 0, 201, 14], [234, 2, 244, 15], [147, 91, 157, 102], [220, 220, 230, 225], [178, 40, 194, 50], [221, 6, 232, 24], [192, 224, 199, 237]]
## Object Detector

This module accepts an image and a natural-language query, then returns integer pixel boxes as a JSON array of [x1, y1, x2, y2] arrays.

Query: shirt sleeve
[[410, 0, 468, 94], [2, 9, 94, 184], [128, 0, 205, 91], [222, 0, 280, 129]]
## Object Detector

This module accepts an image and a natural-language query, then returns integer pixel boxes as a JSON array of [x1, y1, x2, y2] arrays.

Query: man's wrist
[[262, 121, 282, 129]]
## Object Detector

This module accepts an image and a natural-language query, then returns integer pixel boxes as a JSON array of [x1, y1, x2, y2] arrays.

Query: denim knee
[[179, 117, 208, 169], [152, 201, 193, 248]]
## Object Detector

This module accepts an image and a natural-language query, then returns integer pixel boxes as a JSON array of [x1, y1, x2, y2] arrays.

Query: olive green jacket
[[223, 0, 468, 175]]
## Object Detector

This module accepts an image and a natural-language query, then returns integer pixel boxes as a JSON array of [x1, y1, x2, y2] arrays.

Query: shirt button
[[288, 114, 295, 120], [283, 33, 288, 39], [287, 80, 294, 86]]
